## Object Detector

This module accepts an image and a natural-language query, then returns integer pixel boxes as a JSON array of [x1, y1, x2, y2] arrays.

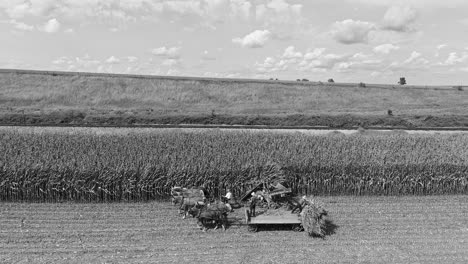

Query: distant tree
[[296, 79, 301, 81], [387, 109, 393, 116], [328, 78, 334, 83], [302, 78, 309, 82], [358, 82, 366, 88], [398, 77, 406, 85], [269, 78, 274, 80]]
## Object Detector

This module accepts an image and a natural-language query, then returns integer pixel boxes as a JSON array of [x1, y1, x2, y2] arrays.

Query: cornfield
[[0, 128, 467, 201]]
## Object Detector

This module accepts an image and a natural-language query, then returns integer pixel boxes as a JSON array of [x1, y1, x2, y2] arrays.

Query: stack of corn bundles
[[300, 197, 328, 237]]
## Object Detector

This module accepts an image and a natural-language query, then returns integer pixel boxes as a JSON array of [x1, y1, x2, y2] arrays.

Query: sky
[[1, 0, 468, 85]]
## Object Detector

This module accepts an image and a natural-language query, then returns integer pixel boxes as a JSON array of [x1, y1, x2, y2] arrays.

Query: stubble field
[[1, 196, 468, 264]]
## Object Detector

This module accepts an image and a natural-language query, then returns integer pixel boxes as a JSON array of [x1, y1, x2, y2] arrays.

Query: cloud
[[230, 0, 252, 20], [256, 0, 302, 21], [0, 0, 59, 19], [440, 52, 468, 65], [9, 19, 34, 31], [304, 48, 326, 60], [126, 56, 138, 63], [162, 59, 181, 67], [105, 56, 120, 64], [345, 0, 468, 8], [331, 19, 375, 44], [232, 29, 272, 48], [435, 44, 447, 57], [151, 46, 181, 59], [373, 43, 400, 54], [51, 54, 101, 71], [403, 51, 422, 64], [41, 18, 61, 33], [282, 46, 302, 59], [0, 0, 253, 31], [382, 6, 417, 32], [255, 46, 357, 74]]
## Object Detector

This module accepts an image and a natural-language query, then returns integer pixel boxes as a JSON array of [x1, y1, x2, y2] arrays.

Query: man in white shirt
[[225, 189, 233, 201]]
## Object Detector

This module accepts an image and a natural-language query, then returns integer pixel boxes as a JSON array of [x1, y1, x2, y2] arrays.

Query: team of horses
[[171, 186, 309, 232], [171, 186, 241, 231]]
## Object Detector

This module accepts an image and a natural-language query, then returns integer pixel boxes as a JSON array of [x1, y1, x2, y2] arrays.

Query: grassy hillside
[[0, 69, 467, 128]]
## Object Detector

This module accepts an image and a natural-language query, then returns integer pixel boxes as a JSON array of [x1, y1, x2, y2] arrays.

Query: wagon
[[244, 208, 302, 232]]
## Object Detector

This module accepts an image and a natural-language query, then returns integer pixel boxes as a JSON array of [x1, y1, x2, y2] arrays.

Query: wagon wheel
[[292, 224, 303, 232], [248, 224, 258, 232]]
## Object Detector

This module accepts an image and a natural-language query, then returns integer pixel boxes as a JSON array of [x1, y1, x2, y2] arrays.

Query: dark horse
[[188, 201, 230, 231]]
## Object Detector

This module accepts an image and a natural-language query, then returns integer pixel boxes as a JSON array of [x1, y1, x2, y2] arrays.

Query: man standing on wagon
[[249, 192, 259, 217]]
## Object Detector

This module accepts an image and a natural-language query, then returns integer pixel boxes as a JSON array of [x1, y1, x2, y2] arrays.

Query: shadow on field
[[322, 219, 339, 236]]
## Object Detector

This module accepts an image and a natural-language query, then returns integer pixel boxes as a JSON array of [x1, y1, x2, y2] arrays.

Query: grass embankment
[[0, 69, 467, 128], [1, 128, 467, 201]]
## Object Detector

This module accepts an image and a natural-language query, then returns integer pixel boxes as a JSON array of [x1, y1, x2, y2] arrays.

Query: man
[[249, 192, 259, 217], [225, 189, 233, 201]]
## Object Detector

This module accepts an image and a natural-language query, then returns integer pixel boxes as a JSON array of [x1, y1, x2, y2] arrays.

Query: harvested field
[[1, 196, 468, 263]]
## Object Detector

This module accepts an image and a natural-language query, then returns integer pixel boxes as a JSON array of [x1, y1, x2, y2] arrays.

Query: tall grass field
[[1, 127, 467, 201]]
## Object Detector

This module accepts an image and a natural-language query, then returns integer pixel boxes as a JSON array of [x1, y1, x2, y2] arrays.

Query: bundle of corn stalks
[[300, 197, 328, 238]]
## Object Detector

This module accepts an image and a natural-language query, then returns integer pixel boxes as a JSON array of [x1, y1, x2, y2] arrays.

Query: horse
[[196, 209, 228, 232], [179, 196, 205, 219], [188, 201, 230, 231], [286, 196, 306, 214]]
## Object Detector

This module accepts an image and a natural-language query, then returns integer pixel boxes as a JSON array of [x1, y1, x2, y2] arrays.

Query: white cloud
[[304, 48, 326, 60], [166, 68, 181, 76], [345, 0, 468, 8], [255, 46, 358, 74], [9, 19, 34, 31], [282, 46, 302, 59], [437, 44, 448, 50], [52, 56, 68, 65], [255, 0, 303, 26], [233, 29, 272, 48], [0, 0, 255, 30], [151, 46, 181, 59], [373, 43, 400, 54], [441, 52, 468, 65], [162, 59, 180, 67], [105, 56, 120, 64], [41, 18, 61, 33], [51, 54, 101, 71], [382, 6, 417, 32], [127, 56, 138, 63], [331, 19, 375, 44], [403, 51, 422, 64], [0, 0, 58, 19], [230, 0, 252, 20]]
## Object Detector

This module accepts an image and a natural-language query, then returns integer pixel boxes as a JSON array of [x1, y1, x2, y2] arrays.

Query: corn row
[[0, 130, 467, 201]]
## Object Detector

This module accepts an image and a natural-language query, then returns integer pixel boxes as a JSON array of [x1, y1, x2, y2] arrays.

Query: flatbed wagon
[[245, 208, 302, 232]]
